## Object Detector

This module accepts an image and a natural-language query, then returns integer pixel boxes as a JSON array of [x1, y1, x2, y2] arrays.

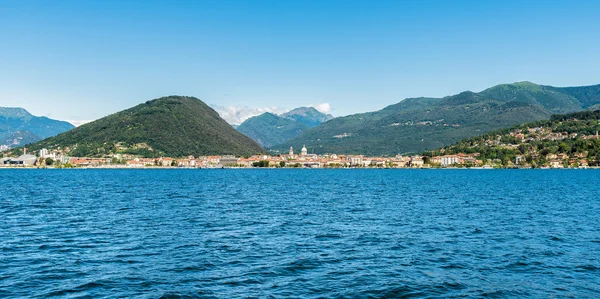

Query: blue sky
[[1, 0, 599, 124]]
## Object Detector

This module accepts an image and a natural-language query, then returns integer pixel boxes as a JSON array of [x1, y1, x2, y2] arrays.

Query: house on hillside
[[549, 160, 563, 168]]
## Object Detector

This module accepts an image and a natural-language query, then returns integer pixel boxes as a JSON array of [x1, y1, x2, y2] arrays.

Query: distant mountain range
[[6, 81, 600, 158], [236, 107, 334, 147], [272, 82, 600, 156], [0, 107, 74, 148], [17, 96, 264, 157]]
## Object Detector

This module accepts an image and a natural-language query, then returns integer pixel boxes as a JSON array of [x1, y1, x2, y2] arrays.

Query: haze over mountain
[[281, 107, 334, 127], [210, 105, 290, 125], [236, 107, 334, 147], [18, 96, 264, 157], [273, 82, 600, 156], [0, 107, 74, 148], [211, 103, 334, 126]]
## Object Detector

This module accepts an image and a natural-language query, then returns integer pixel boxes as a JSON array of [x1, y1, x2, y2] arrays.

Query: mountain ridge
[[0, 107, 75, 148], [281, 107, 334, 127], [12, 96, 264, 157], [236, 106, 334, 147], [273, 81, 600, 156]]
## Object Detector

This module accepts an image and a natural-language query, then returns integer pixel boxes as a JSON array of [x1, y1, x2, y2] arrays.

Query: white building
[[20, 154, 38, 165], [348, 155, 363, 166], [301, 145, 308, 156], [40, 148, 49, 158], [441, 155, 459, 167], [2, 154, 37, 166]]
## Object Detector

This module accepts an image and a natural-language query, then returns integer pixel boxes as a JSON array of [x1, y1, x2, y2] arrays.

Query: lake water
[[1, 169, 599, 298]]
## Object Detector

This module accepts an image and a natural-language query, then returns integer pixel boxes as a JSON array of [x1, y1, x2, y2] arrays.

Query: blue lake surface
[[1, 169, 599, 298]]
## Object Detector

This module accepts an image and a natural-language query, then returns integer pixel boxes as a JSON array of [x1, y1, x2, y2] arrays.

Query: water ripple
[[1, 169, 599, 298]]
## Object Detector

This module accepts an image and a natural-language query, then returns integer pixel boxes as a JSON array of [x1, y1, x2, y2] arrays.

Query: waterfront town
[[1, 140, 595, 169]]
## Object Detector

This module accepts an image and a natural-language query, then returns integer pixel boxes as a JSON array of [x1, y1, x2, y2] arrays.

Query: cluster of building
[[458, 126, 600, 168], [504, 127, 599, 143], [109, 146, 483, 168], [4, 140, 596, 168], [1, 145, 488, 169]]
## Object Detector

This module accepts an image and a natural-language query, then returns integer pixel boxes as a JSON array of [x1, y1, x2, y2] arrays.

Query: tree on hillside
[[558, 142, 571, 154]]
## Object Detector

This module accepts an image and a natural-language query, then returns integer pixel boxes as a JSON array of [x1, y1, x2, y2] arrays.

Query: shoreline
[[2, 166, 600, 170]]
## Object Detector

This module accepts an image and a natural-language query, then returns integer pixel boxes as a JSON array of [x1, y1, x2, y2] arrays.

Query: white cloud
[[67, 120, 93, 127], [310, 103, 332, 114], [210, 105, 289, 125]]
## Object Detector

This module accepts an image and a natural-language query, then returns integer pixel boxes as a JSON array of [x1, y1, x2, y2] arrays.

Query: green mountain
[[274, 82, 600, 156], [236, 113, 310, 147], [0, 107, 74, 148], [17, 96, 264, 157], [478, 82, 582, 113], [280, 107, 334, 127], [236, 107, 334, 147], [436, 110, 600, 167]]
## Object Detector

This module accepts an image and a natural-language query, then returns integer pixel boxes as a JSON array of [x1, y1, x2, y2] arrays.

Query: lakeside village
[[1, 145, 483, 169], [1, 136, 598, 169]]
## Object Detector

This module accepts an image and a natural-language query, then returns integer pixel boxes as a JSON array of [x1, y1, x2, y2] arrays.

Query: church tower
[[289, 146, 294, 156]]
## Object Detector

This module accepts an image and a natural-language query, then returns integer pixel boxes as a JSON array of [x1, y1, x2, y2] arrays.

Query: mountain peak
[[144, 96, 211, 109], [513, 81, 536, 85], [483, 81, 543, 93], [236, 106, 336, 148], [281, 106, 334, 127], [147, 95, 196, 103], [282, 106, 333, 117], [236, 112, 310, 147], [284, 106, 320, 115], [1, 106, 74, 149], [18, 96, 263, 157], [0, 107, 33, 119]]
